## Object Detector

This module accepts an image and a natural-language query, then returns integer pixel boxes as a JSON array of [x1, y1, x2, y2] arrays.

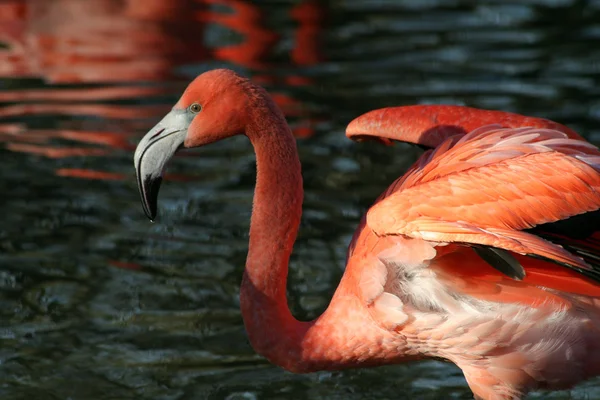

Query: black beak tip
[[140, 175, 162, 223], [145, 209, 157, 223]]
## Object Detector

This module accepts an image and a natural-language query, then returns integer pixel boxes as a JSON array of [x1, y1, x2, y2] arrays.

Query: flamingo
[[133, 69, 600, 400]]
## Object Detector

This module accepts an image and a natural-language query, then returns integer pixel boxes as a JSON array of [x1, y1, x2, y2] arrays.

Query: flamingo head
[[134, 69, 249, 220]]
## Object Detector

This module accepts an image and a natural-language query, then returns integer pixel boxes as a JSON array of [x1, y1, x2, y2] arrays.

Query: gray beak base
[[134, 109, 191, 221]]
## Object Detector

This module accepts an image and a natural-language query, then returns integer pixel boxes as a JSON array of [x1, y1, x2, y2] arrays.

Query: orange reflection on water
[[56, 168, 200, 183], [1, 0, 205, 173], [0, 85, 179, 102], [2, 0, 208, 82], [0, 103, 168, 119], [56, 168, 126, 181], [1, 0, 327, 179], [28, 129, 134, 148], [6, 143, 110, 158], [199, 0, 278, 69], [289, 0, 326, 82]]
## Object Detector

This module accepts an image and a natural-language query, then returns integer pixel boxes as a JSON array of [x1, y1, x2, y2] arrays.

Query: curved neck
[[237, 87, 413, 372], [240, 91, 310, 369]]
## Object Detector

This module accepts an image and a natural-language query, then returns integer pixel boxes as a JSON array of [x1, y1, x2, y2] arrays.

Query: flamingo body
[[133, 70, 600, 400]]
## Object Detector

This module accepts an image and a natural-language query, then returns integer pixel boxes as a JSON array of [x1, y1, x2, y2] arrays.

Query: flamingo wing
[[345, 105, 584, 148], [366, 125, 600, 283]]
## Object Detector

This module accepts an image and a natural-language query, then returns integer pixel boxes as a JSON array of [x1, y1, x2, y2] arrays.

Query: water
[[1, 1, 600, 399]]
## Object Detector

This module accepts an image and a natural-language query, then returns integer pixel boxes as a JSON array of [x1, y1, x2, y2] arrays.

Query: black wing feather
[[472, 245, 526, 280], [469, 210, 600, 282], [526, 209, 600, 271]]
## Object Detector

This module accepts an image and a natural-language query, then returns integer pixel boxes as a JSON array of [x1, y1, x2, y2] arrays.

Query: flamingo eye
[[189, 103, 202, 113]]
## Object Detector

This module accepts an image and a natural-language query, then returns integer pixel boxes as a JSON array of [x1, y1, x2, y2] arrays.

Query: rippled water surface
[[2, 1, 600, 399]]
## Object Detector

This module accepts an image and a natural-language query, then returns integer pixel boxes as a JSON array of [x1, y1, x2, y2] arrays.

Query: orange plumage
[[134, 70, 600, 400]]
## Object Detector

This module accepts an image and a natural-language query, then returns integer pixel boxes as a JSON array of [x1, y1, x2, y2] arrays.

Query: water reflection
[[0, 0, 325, 180], [2, 0, 208, 82], [2, 1, 600, 399]]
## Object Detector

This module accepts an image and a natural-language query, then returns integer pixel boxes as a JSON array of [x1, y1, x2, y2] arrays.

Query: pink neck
[[238, 88, 411, 372], [241, 93, 311, 370]]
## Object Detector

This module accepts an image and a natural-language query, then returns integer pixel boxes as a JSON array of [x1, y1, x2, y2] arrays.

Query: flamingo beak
[[134, 109, 191, 221]]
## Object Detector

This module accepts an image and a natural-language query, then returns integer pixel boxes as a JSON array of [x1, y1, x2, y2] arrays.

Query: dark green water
[[1, 1, 600, 399]]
